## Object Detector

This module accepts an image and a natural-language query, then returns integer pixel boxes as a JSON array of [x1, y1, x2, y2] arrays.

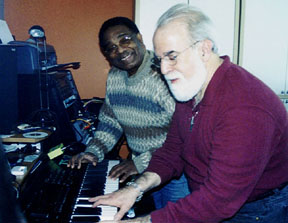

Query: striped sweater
[[85, 50, 175, 173]]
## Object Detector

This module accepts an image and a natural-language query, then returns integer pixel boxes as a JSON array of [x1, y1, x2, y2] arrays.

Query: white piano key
[[71, 160, 119, 222]]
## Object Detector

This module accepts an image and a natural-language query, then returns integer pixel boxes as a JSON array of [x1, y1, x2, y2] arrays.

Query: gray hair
[[156, 3, 218, 53]]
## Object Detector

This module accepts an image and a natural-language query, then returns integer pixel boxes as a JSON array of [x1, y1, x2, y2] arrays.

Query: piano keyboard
[[70, 160, 119, 222]]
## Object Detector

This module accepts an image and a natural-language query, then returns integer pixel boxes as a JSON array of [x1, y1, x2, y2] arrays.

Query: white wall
[[188, 0, 237, 61], [135, 0, 237, 61], [135, 0, 187, 51], [240, 0, 288, 96]]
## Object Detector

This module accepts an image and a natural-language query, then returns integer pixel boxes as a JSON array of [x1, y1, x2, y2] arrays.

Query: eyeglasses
[[152, 41, 200, 68], [104, 34, 135, 55]]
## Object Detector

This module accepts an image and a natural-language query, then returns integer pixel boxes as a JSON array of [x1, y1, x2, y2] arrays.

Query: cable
[[35, 39, 43, 110]]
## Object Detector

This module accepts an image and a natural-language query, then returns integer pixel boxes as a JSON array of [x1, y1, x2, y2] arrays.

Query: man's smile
[[120, 51, 133, 61]]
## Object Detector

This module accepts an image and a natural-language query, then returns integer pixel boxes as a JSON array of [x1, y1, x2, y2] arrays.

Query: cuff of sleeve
[[132, 155, 150, 173], [85, 145, 104, 163]]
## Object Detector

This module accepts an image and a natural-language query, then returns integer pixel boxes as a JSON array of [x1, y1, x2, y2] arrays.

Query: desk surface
[[2, 130, 51, 143]]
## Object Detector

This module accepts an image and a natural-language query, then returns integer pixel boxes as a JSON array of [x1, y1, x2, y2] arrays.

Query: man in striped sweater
[[68, 17, 190, 209]]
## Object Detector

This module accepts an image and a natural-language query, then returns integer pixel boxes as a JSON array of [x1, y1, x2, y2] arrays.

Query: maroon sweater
[[147, 56, 288, 222]]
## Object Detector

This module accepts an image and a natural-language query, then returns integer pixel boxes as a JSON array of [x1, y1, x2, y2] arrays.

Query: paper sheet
[[0, 19, 14, 44]]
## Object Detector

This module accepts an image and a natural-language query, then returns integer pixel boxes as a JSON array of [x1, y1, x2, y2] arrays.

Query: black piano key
[[82, 179, 106, 187], [81, 181, 105, 188], [80, 183, 106, 192], [73, 207, 102, 215], [79, 189, 104, 197], [75, 200, 93, 205], [83, 176, 106, 183], [70, 215, 100, 222], [85, 170, 106, 175], [87, 166, 107, 171], [87, 166, 107, 172]]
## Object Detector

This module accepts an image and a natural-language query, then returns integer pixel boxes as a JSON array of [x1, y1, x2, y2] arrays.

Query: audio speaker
[[0, 46, 19, 134]]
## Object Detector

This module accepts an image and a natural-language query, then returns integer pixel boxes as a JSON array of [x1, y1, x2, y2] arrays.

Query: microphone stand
[[43, 37, 50, 111], [35, 39, 44, 113], [33, 37, 54, 128]]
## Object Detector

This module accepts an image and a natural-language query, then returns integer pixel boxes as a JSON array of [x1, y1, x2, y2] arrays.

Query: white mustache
[[164, 71, 184, 81]]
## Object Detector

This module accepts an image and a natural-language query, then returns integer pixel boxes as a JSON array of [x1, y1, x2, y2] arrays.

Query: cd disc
[[22, 131, 48, 139]]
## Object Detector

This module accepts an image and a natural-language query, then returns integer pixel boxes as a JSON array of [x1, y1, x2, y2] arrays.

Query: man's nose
[[161, 60, 173, 75], [116, 45, 126, 54]]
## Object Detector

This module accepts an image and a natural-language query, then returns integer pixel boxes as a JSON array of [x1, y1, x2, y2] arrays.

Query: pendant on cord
[[190, 111, 199, 131]]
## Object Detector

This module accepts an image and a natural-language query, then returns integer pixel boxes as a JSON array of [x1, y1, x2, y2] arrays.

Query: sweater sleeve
[[85, 97, 123, 162], [134, 72, 175, 173], [132, 150, 153, 173]]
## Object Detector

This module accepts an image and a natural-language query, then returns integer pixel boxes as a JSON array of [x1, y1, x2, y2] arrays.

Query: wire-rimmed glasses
[[104, 34, 135, 55], [152, 41, 200, 68]]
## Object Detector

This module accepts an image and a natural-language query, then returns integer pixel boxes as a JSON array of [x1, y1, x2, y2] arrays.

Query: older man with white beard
[[88, 4, 288, 223]]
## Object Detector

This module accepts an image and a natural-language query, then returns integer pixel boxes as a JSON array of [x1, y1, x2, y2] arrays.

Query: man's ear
[[136, 33, 144, 43], [136, 33, 146, 49], [200, 39, 213, 61]]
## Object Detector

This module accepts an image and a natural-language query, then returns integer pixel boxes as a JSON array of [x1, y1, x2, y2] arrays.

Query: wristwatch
[[126, 181, 144, 202]]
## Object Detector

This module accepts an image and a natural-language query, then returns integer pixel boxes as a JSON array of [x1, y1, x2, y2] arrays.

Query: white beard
[[164, 61, 207, 102]]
